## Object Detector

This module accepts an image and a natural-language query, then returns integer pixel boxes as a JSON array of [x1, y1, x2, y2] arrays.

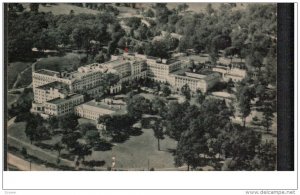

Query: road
[[7, 152, 57, 171]]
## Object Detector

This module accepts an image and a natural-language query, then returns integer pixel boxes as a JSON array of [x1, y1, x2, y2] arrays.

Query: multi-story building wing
[[44, 94, 84, 117], [169, 69, 221, 93], [32, 69, 72, 88], [146, 58, 181, 83], [33, 81, 69, 104]]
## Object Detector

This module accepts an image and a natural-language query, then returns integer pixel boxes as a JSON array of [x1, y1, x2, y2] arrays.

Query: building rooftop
[[186, 69, 214, 75], [37, 81, 69, 92], [46, 94, 83, 105], [35, 69, 60, 77], [102, 59, 130, 68], [76, 99, 127, 114], [171, 68, 220, 80]]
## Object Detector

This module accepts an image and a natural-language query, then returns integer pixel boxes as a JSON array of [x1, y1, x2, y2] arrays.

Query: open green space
[[35, 53, 86, 72], [7, 62, 32, 89], [8, 122, 29, 142], [87, 127, 177, 170]]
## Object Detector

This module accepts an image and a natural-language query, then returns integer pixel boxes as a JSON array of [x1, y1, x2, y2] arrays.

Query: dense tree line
[[165, 99, 275, 171], [7, 7, 123, 62]]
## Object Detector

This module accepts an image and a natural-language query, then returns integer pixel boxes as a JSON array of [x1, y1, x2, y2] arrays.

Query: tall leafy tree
[[181, 84, 191, 100], [236, 80, 254, 127], [152, 120, 165, 151]]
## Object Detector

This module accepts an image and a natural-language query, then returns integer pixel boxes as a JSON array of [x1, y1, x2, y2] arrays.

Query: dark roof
[[37, 81, 69, 91], [46, 94, 83, 105], [35, 69, 60, 77]]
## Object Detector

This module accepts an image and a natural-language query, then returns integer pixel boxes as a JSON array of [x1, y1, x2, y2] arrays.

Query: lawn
[[7, 94, 20, 109], [35, 52, 86, 72], [7, 62, 32, 89], [14, 66, 33, 89], [166, 3, 246, 13], [7, 122, 29, 143], [86, 127, 177, 170]]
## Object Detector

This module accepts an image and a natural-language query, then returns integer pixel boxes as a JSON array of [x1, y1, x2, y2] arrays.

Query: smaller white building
[[212, 65, 246, 82], [74, 99, 127, 121]]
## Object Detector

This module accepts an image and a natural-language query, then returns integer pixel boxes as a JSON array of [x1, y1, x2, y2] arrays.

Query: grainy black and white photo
[[5, 2, 277, 171]]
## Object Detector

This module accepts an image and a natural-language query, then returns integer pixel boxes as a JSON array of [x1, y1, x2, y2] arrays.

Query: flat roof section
[[34, 69, 60, 77], [76, 99, 127, 114], [46, 94, 83, 105], [36, 81, 69, 91]]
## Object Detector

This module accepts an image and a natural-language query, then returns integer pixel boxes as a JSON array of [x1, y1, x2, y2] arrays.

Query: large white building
[[31, 52, 224, 118], [169, 69, 221, 93]]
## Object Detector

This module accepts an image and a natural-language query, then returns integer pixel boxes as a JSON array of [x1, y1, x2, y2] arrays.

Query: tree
[[177, 3, 189, 13], [218, 124, 262, 170], [154, 3, 171, 24], [16, 4, 24, 12], [48, 116, 59, 130], [144, 9, 155, 17], [29, 3, 39, 12], [72, 143, 92, 161], [250, 140, 276, 170], [195, 89, 205, 104], [261, 101, 274, 133], [174, 127, 203, 171], [54, 142, 64, 164], [25, 115, 46, 144], [126, 95, 152, 119], [85, 130, 100, 145], [165, 101, 189, 141], [151, 98, 167, 117], [152, 120, 165, 151], [181, 84, 191, 100], [206, 3, 214, 15], [59, 114, 79, 130], [161, 85, 171, 97], [236, 81, 254, 127], [94, 52, 105, 63], [78, 123, 97, 136], [125, 17, 141, 29], [62, 132, 81, 150]]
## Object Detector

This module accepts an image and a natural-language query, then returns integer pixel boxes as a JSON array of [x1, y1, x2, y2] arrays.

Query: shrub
[[82, 160, 105, 167]]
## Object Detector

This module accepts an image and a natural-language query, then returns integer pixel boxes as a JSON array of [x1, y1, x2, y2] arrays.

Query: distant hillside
[[22, 3, 100, 15], [166, 3, 246, 13]]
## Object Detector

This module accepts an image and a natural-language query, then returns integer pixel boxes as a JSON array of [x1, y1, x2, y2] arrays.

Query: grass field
[[166, 3, 247, 13], [7, 62, 32, 89], [35, 53, 86, 72], [86, 127, 177, 170], [7, 94, 20, 109], [8, 122, 29, 142]]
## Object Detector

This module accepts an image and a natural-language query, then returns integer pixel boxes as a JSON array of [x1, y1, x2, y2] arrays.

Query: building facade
[[74, 99, 126, 121], [32, 93, 84, 117], [169, 70, 221, 93]]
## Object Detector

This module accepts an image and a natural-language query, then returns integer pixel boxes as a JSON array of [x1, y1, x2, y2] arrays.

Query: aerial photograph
[[5, 3, 277, 171]]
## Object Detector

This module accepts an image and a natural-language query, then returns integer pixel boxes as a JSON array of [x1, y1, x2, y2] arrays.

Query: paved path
[[7, 153, 57, 171]]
